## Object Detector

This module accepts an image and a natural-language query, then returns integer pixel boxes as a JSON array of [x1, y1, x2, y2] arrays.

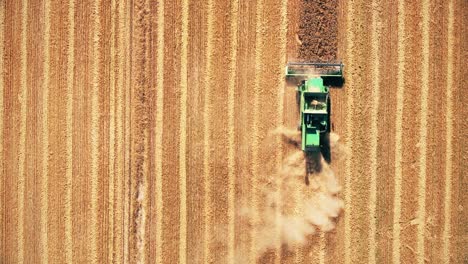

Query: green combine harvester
[[285, 62, 343, 152]]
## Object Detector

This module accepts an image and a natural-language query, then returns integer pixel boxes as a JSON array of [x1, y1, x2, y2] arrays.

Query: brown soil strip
[[298, 1, 338, 61]]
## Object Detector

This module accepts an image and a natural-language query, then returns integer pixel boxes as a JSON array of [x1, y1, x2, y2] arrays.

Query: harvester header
[[285, 62, 343, 78]]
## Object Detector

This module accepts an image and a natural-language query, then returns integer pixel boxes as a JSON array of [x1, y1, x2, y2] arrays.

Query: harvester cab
[[285, 62, 343, 152]]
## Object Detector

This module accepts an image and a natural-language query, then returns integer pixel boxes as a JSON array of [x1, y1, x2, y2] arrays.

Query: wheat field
[[0, 0, 466, 263]]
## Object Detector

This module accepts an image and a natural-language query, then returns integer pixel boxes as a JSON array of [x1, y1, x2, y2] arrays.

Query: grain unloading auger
[[285, 62, 344, 152]]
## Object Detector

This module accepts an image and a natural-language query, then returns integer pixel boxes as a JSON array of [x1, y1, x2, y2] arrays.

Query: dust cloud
[[238, 126, 345, 260]]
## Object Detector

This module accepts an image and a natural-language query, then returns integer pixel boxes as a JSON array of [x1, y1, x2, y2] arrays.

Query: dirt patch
[[298, 0, 339, 61]]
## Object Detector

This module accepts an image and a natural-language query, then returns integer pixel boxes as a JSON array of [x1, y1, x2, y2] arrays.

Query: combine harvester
[[285, 62, 343, 153]]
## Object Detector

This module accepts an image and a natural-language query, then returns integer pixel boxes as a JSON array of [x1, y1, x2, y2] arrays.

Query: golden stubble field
[[0, 0, 466, 263]]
